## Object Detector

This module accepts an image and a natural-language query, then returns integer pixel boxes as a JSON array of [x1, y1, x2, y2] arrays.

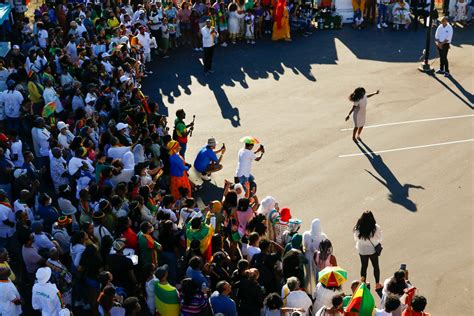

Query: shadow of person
[[207, 80, 241, 127], [428, 73, 473, 110], [446, 75, 474, 105], [194, 180, 225, 206], [355, 140, 424, 212]]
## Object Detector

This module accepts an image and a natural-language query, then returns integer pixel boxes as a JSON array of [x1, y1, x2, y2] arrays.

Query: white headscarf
[[257, 196, 277, 215], [234, 183, 246, 201]]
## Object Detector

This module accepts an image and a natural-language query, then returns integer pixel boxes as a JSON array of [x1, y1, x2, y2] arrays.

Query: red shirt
[[122, 227, 138, 250]]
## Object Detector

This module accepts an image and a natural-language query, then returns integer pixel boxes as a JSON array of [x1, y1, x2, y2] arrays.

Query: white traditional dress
[[302, 219, 328, 294]]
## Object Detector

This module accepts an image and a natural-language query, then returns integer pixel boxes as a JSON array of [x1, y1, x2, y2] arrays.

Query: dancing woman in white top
[[345, 87, 380, 142]]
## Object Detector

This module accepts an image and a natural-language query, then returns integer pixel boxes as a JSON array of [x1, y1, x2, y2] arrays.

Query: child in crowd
[[263, 8, 273, 34], [169, 18, 178, 49], [245, 10, 255, 44], [160, 17, 170, 57], [454, 0, 468, 23], [218, 2, 229, 46], [254, 2, 264, 39]]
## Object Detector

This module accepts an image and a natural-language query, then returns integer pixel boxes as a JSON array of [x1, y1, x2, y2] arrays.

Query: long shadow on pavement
[[427, 73, 474, 110], [356, 139, 425, 212], [142, 26, 474, 126]]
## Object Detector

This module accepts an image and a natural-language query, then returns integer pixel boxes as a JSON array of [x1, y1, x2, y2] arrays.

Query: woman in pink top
[[178, 2, 192, 46], [236, 197, 258, 237]]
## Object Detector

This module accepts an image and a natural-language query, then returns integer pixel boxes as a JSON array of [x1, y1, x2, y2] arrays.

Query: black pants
[[437, 43, 450, 73], [360, 253, 380, 283], [203, 46, 214, 72]]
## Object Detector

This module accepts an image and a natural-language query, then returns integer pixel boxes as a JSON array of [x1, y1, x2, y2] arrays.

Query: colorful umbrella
[[42, 101, 56, 118], [239, 136, 259, 145], [318, 266, 348, 287]]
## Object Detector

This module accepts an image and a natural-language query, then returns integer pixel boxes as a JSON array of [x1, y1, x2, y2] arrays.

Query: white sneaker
[[251, 41, 255, 44], [377, 23, 381, 29], [194, 48, 199, 51], [382, 22, 388, 27], [247, 40, 250, 44], [199, 48, 203, 51], [221, 42, 228, 47]]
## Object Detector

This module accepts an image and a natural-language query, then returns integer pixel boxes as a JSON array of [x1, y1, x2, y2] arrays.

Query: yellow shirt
[[0, 262, 16, 282]]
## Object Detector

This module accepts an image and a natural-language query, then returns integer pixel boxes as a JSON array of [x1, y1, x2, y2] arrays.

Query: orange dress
[[169, 153, 192, 201]]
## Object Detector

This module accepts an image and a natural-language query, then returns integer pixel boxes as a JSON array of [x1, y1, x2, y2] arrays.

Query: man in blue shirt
[[193, 137, 226, 180], [210, 281, 237, 316]]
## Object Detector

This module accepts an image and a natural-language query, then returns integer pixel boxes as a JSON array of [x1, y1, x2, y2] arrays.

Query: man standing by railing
[[434, 17, 453, 77], [201, 19, 219, 75]]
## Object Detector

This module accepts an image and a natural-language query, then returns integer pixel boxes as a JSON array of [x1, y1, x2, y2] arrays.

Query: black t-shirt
[[107, 254, 134, 289]]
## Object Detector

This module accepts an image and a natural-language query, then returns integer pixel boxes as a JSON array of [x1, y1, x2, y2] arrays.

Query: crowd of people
[[0, 0, 449, 315]]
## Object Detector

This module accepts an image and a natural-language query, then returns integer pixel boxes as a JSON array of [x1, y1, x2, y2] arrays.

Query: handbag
[[370, 239, 383, 256]]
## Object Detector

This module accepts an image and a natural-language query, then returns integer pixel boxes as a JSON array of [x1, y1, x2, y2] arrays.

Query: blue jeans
[[238, 174, 255, 193], [378, 4, 387, 24], [179, 142, 187, 158]]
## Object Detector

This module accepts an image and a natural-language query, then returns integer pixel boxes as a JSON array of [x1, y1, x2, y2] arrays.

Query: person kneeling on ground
[[193, 137, 226, 180]]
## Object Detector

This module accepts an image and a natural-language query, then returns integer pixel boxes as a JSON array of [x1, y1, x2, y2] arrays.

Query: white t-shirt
[[2, 90, 23, 118], [33, 233, 55, 250], [145, 276, 158, 314], [137, 32, 151, 54], [107, 146, 132, 160], [235, 148, 257, 177], [0, 280, 22, 316], [285, 290, 313, 316], [37, 29, 49, 48], [31, 127, 51, 158], [0, 204, 15, 238], [157, 207, 178, 223], [32, 282, 62, 316], [354, 224, 383, 255], [93, 225, 112, 244], [10, 140, 24, 167], [247, 245, 261, 261], [435, 23, 453, 44], [374, 309, 392, 316], [14, 200, 34, 221]]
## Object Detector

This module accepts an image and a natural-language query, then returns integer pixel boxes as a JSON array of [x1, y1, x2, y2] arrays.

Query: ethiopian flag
[[186, 221, 214, 262], [155, 282, 180, 316], [345, 283, 375, 316]]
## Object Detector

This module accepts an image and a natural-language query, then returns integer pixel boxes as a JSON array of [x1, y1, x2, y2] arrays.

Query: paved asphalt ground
[[143, 25, 473, 314]]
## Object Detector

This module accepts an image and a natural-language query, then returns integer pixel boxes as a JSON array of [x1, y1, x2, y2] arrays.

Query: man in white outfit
[[32, 267, 64, 316], [434, 17, 453, 77], [201, 19, 219, 75], [137, 25, 153, 67]]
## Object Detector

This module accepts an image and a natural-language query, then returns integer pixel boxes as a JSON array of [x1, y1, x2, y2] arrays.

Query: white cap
[[36, 267, 52, 284], [13, 169, 27, 179], [101, 52, 110, 58], [85, 95, 96, 104], [119, 75, 131, 83], [116, 122, 129, 131], [59, 308, 71, 316], [12, 45, 20, 50], [57, 121, 68, 131]]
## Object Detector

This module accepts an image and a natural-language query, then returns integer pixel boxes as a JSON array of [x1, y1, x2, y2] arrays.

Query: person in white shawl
[[302, 218, 328, 294], [233, 183, 247, 202], [256, 196, 278, 241]]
